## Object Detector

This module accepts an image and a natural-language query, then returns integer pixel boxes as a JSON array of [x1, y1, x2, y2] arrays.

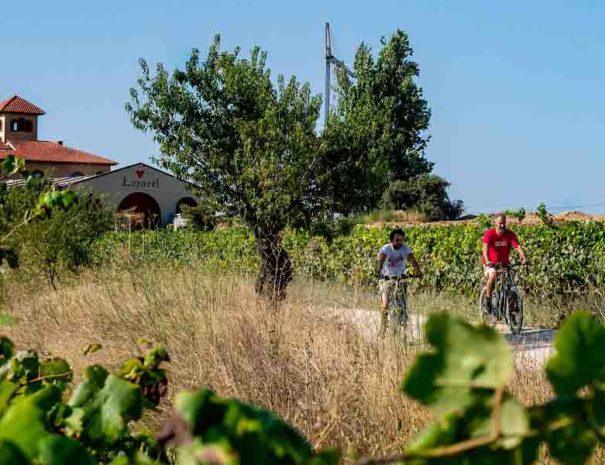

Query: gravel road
[[326, 307, 555, 366]]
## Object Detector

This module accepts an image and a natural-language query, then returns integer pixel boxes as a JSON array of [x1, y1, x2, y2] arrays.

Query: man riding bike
[[482, 214, 528, 315], [376, 228, 423, 335]]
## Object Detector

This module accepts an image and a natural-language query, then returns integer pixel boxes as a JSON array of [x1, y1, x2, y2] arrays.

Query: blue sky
[[1, 0, 603, 213]]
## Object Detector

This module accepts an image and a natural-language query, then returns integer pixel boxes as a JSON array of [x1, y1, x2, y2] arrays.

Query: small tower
[[0, 95, 45, 144]]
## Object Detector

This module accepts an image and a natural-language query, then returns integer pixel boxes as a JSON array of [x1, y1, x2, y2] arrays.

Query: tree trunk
[[254, 231, 292, 303]]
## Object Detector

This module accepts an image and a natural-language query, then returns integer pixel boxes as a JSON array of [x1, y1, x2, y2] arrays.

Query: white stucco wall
[[73, 163, 199, 226]]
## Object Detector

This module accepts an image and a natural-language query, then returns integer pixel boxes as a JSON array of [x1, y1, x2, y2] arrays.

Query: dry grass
[[3, 268, 428, 459], [2, 267, 602, 463]]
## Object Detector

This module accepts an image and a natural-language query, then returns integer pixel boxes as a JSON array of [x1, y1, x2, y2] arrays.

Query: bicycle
[[380, 274, 419, 336], [478, 262, 524, 335]]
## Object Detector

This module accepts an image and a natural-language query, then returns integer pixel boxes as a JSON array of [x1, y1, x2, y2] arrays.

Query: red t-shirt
[[482, 228, 519, 265]]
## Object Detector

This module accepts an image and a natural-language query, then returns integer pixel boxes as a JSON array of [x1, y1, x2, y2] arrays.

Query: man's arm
[[376, 252, 387, 277], [511, 233, 527, 264], [482, 243, 491, 265], [515, 245, 528, 265], [408, 253, 423, 279]]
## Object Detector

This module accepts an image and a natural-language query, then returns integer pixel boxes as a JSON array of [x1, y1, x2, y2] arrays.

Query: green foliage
[[0, 335, 335, 465], [502, 208, 527, 222], [179, 204, 216, 231], [324, 30, 433, 214], [8, 191, 112, 287], [170, 389, 337, 465], [379, 311, 605, 464], [1, 155, 84, 308], [127, 35, 332, 298], [380, 175, 464, 221], [403, 314, 513, 415], [536, 203, 553, 227], [92, 218, 605, 301], [0, 340, 171, 465]]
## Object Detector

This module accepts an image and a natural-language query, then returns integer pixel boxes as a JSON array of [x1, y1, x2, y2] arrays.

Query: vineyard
[[91, 219, 605, 301]]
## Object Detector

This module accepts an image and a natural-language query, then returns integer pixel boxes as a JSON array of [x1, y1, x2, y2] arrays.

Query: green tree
[[323, 30, 434, 214], [127, 35, 329, 300], [380, 174, 464, 221]]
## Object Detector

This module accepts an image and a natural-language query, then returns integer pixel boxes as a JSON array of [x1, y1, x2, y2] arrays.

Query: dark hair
[[389, 228, 405, 241]]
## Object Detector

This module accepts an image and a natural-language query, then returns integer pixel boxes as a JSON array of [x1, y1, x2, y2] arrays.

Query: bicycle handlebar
[[380, 274, 421, 280]]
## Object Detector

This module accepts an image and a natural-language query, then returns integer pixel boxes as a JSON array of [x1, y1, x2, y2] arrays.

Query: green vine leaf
[[401, 314, 513, 415], [0, 395, 52, 459], [39, 358, 73, 389], [175, 389, 326, 465], [546, 311, 605, 395], [69, 365, 108, 408], [0, 439, 29, 465], [0, 337, 14, 366], [38, 436, 96, 465], [83, 343, 102, 356], [75, 375, 143, 444], [541, 397, 597, 465]]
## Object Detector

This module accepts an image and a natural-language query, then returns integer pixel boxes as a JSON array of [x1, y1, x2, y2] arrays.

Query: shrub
[[380, 174, 464, 221], [180, 203, 216, 231], [90, 219, 605, 301], [10, 192, 112, 287]]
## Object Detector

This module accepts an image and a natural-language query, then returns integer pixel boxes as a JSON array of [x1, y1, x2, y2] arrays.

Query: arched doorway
[[176, 197, 198, 214], [117, 193, 161, 230]]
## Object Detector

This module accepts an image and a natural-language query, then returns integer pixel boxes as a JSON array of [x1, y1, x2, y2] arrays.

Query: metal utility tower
[[324, 22, 355, 124]]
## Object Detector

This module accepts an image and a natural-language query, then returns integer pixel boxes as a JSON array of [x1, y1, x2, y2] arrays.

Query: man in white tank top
[[376, 228, 423, 335]]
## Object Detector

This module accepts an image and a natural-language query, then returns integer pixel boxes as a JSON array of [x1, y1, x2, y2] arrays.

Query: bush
[[380, 174, 464, 221], [180, 203, 216, 231], [10, 192, 112, 287], [91, 219, 605, 301]]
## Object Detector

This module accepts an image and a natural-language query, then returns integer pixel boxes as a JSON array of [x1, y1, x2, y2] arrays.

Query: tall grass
[[2, 267, 603, 463]]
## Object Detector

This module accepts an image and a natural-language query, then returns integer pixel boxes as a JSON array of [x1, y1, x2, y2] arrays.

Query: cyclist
[[482, 214, 528, 315], [376, 228, 423, 335]]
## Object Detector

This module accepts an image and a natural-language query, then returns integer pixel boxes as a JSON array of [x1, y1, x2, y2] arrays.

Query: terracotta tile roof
[[0, 96, 45, 115], [0, 140, 117, 165], [0, 142, 13, 151]]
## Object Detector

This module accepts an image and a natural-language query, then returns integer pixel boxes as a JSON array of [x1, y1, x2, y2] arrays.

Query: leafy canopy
[[127, 35, 327, 235], [323, 30, 434, 214]]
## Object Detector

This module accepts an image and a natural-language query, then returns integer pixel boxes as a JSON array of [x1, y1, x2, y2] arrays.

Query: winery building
[[1, 95, 198, 227]]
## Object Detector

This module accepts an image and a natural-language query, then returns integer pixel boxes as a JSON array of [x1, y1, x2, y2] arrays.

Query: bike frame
[[383, 274, 417, 333], [490, 264, 519, 322]]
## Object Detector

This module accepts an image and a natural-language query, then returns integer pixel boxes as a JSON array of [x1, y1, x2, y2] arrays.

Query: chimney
[[57, 140, 63, 145]]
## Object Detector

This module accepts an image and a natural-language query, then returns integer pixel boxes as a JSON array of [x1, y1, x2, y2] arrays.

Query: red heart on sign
[[135, 169, 144, 179]]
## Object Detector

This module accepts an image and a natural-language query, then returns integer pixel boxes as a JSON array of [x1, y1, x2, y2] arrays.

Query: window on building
[[10, 118, 33, 132], [70, 172, 84, 178], [32, 170, 44, 178]]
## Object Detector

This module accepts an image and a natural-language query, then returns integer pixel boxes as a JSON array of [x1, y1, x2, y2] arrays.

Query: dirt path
[[325, 307, 556, 366]]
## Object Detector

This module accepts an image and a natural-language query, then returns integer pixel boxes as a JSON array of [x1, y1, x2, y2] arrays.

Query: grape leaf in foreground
[[402, 314, 513, 416], [546, 311, 605, 395]]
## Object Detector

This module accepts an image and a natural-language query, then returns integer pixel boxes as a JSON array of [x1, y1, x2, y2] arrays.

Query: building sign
[[121, 167, 160, 189]]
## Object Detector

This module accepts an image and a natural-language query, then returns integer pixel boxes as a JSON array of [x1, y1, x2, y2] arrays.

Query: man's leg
[[379, 281, 389, 336], [484, 268, 496, 312]]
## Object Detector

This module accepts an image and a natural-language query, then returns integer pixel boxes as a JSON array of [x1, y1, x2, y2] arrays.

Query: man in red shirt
[[482, 214, 528, 314]]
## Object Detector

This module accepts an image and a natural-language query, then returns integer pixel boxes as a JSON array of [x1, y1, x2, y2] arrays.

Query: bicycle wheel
[[507, 288, 524, 335], [388, 281, 408, 335]]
